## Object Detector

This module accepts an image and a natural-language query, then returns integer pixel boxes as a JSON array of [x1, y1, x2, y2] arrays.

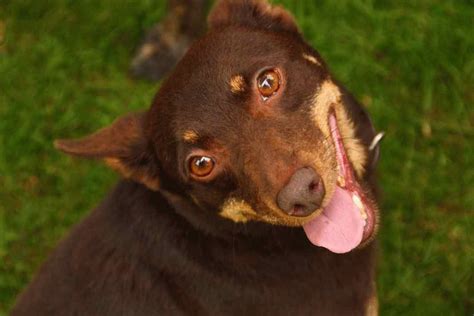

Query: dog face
[[56, 0, 381, 254]]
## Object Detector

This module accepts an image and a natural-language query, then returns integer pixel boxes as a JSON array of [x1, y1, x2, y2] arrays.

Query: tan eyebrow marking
[[302, 53, 322, 66], [229, 75, 246, 94], [182, 130, 199, 143]]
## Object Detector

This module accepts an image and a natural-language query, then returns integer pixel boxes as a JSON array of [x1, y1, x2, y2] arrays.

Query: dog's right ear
[[54, 113, 160, 191], [208, 0, 300, 35]]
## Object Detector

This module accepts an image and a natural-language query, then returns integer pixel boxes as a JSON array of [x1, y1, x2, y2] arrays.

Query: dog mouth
[[302, 111, 377, 254]]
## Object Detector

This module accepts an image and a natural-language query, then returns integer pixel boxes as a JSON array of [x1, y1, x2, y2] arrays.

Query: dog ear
[[54, 113, 160, 191], [208, 0, 300, 34]]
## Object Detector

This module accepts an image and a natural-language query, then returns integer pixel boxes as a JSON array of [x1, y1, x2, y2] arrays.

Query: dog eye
[[189, 156, 215, 178], [257, 69, 280, 99]]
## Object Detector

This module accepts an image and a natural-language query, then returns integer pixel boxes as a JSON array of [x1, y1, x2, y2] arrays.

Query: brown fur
[[12, 1, 381, 315]]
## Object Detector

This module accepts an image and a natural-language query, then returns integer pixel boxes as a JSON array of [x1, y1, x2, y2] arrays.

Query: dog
[[12, 0, 383, 315]]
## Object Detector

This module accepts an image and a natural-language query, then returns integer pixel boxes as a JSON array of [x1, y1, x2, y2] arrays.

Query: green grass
[[0, 0, 472, 314]]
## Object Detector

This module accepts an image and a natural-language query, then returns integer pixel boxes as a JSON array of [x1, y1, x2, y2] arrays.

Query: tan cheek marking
[[219, 198, 257, 223], [311, 80, 342, 136], [302, 53, 321, 66], [104, 158, 160, 191], [229, 75, 246, 94], [310, 80, 367, 177], [182, 130, 199, 143]]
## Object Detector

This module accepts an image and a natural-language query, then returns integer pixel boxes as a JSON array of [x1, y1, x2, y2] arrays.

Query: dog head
[[56, 0, 381, 254]]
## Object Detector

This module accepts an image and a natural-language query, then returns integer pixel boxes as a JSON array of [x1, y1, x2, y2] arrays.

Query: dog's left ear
[[55, 112, 160, 191], [208, 0, 300, 35]]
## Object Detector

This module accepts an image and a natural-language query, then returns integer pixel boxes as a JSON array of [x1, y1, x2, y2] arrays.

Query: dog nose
[[277, 167, 325, 217]]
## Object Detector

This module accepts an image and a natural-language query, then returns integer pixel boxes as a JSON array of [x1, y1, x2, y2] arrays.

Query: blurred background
[[0, 0, 472, 314]]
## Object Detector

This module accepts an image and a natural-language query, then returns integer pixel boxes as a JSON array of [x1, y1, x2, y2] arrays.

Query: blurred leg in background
[[130, 0, 210, 81]]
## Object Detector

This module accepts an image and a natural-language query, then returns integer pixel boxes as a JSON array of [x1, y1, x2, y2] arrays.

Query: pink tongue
[[303, 187, 365, 254]]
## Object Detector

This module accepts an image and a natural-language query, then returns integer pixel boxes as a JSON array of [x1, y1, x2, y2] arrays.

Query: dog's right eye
[[188, 156, 215, 178]]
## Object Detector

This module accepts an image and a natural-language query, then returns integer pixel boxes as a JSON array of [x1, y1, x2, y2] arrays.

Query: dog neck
[[100, 180, 376, 289]]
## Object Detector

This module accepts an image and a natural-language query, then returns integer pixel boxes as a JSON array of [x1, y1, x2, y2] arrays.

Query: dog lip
[[327, 110, 377, 243]]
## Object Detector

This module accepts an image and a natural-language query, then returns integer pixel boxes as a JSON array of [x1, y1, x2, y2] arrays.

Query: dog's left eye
[[257, 69, 280, 99], [188, 156, 215, 178]]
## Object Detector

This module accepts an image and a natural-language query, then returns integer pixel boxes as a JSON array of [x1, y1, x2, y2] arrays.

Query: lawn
[[0, 0, 472, 314]]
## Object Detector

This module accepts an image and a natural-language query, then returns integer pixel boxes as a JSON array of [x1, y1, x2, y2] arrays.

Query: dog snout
[[277, 167, 325, 217]]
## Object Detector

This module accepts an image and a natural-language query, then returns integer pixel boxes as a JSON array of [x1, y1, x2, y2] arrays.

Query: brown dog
[[12, 1, 382, 315]]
